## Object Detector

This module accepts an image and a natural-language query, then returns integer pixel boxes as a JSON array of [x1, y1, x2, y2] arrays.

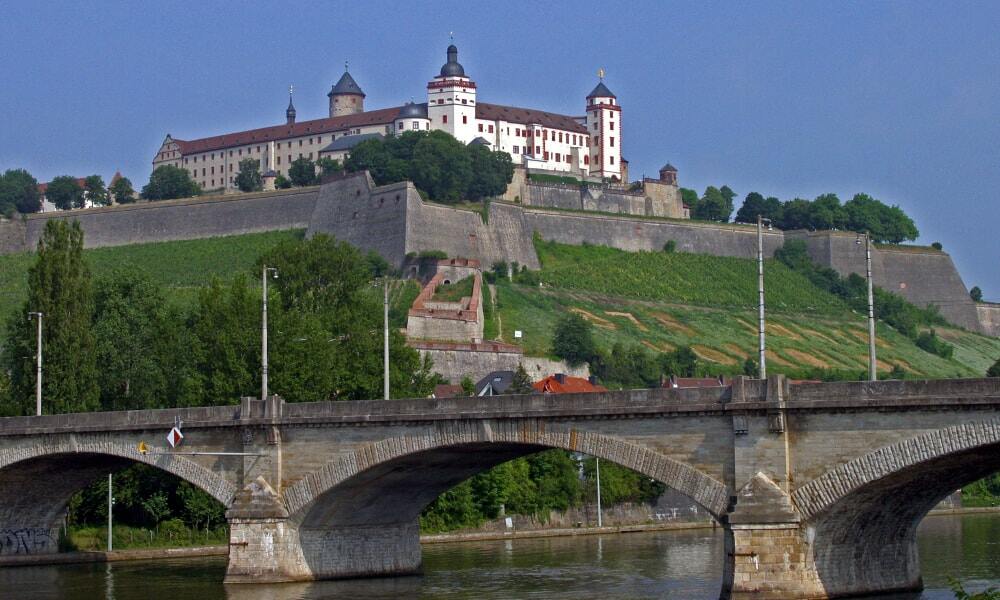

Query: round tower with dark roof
[[585, 73, 622, 181], [328, 65, 366, 118], [426, 43, 477, 143]]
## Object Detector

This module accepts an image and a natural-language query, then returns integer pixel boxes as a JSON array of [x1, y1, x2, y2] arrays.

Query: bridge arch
[[266, 419, 729, 581], [284, 419, 729, 522], [0, 436, 237, 556], [789, 417, 1000, 597]]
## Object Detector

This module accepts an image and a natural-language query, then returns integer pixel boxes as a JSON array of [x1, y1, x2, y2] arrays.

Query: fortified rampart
[[977, 303, 1000, 337], [0, 173, 989, 335]]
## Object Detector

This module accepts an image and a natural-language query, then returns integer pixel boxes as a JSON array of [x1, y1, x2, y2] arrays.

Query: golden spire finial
[[598, 67, 605, 80]]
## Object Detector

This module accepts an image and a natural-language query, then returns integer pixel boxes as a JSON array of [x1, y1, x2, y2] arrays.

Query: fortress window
[[478, 124, 483, 132], [229, 164, 233, 171], [555, 153, 561, 161], [610, 156, 615, 164], [288, 155, 292, 163], [229, 150, 233, 157], [257, 146, 261, 152], [558, 132, 563, 142], [535, 146, 540, 154], [184, 158, 188, 164], [513, 146, 519, 154], [396, 194, 400, 201], [489, 125, 494, 133], [542, 130, 548, 141], [462, 115, 468, 124], [462, 99, 467, 104], [610, 137, 615, 147], [544, 152, 549, 160], [276, 157, 281, 165], [202, 168, 206, 176], [584, 155, 589, 165], [299, 140, 302, 147], [442, 115, 448, 123], [610, 122, 615, 130], [608, 111, 613, 118], [412, 121, 419, 130]]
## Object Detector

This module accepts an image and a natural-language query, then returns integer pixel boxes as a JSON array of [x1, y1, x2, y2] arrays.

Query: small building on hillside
[[533, 373, 606, 394]]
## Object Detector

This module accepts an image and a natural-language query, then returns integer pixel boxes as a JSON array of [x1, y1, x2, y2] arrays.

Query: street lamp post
[[756, 215, 770, 379], [107, 473, 114, 552], [857, 233, 877, 380], [27, 311, 42, 416], [595, 457, 603, 528], [261, 265, 279, 401], [382, 278, 389, 401]]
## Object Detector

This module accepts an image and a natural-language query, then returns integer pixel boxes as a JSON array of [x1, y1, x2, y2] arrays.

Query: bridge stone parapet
[[1, 377, 999, 597]]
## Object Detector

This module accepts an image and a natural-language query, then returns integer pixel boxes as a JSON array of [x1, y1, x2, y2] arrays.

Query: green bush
[[663, 240, 676, 253], [916, 330, 954, 359], [552, 312, 595, 366], [417, 249, 447, 259]]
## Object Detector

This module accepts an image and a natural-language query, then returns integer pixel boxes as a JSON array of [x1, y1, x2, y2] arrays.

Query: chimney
[[554, 373, 566, 384]]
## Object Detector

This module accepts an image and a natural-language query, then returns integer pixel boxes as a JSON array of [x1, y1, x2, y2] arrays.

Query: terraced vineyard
[[490, 240, 1000, 379]]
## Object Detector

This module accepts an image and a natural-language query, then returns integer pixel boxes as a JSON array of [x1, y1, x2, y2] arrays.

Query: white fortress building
[[152, 44, 625, 191]]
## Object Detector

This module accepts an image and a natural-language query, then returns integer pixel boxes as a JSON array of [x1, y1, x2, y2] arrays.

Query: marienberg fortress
[[1, 43, 996, 337]]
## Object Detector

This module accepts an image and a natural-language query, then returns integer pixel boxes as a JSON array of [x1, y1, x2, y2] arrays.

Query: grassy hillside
[[0, 230, 306, 323], [490, 240, 1000, 379]]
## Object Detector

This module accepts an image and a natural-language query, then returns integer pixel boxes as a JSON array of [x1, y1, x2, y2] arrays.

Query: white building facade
[[152, 44, 625, 191]]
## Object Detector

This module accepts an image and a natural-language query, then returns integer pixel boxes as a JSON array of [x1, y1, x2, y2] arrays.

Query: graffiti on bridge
[[0, 528, 56, 555]]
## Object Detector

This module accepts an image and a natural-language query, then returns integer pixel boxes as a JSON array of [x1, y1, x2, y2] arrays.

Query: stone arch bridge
[[1, 376, 998, 599]]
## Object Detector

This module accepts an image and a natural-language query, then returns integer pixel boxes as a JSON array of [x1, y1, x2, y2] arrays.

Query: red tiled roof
[[38, 178, 86, 194], [532, 375, 607, 394], [476, 102, 587, 134], [172, 106, 405, 155], [433, 384, 465, 399]]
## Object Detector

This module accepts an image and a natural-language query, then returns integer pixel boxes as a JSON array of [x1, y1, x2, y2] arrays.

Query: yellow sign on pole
[[137, 441, 149, 455]]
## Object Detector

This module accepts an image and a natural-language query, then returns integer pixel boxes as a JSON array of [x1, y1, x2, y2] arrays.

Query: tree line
[[681, 186, 919, 244], [0, 221, 437, 416], [0, 169, 137, 216]]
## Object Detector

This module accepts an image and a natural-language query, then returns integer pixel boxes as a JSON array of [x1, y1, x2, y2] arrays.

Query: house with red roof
[[532, 373, 607, 394]]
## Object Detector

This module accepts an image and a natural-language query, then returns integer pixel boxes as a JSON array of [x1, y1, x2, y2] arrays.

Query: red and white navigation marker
[[167, 426, 184, 448]]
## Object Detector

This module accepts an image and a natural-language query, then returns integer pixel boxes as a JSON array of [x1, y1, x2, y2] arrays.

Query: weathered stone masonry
[[0, 377, 999, 598], [1, 174, 985, 335]]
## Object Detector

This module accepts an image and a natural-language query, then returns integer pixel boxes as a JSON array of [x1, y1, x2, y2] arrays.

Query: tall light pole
[[757, 215, 769, 379], [857, 233, 877, 380], [27, 312, 42, 416], [107, 473, 114, 552], [261, 265, 279, 401], [595, 458, 603, 528], [382, 278, 390, 401]]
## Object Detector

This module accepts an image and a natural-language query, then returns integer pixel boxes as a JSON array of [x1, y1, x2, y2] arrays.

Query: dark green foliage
[[344, 130, 513, 204], [234, 158, 262, 192], [679, 188, 699, 212], [659, 346, 700, 377], [274, 173, 292, 189], [526, 173, 582, 186], [142, 165, 200, 200], [916, 330, 954, 359], [418, 249, 448, 259], [692, 185, 734, 222], [108, 176, 135, 204], [988, 358, 1000, 378], [510, 364, 533, 394], [93, 269, 174, 411], [0, 168, 41, 215], [316, 157, 341, 177], [971, 286, 983, 302], [491, 261, 509, 280], [467, 143, 514, 200], [738, 191, 919, 243], [592, 343, 660, 388], [460, 376, 475, 396], [288, 157, 318, 187], [47, 175, 85, 209], [932, 241, 943, 251], [581, 458, 665, 506], [2, 220, 99, 414], [663, 240, 676, 253], [552, 312, 596, 367], [83, 175, 108, 207], [743, 357, 758, 376]]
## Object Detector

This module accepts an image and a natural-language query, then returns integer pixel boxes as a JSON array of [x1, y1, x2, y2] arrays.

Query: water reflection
[[0, 514, 996, 600]]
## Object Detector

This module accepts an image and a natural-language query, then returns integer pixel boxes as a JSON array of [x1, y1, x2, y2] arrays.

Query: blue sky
[[2, 1, 998, 299]]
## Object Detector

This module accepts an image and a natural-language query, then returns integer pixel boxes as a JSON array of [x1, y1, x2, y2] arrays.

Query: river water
[[2, 513, 997, 599]]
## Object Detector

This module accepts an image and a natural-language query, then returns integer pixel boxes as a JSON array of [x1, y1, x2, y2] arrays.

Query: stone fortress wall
[[0, 172, 990, 336]]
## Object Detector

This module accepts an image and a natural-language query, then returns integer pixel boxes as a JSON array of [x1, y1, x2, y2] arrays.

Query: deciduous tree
[[288, 157, 317, 187], [551, 312, 595, 367], [84, 175, 109, 206], [2, 220, 99, 414], [142, 165, 200, 200], [234, 158, 262, 192], [47, 175, 85, 210], [0, 168, 41, 215], [971, 286, 983, 302], [108, 176, 136, 204]]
